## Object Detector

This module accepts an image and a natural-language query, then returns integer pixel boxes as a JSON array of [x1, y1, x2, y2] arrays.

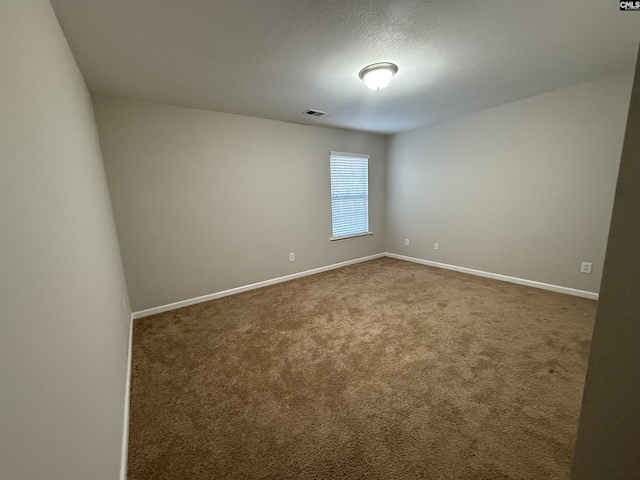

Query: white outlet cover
[[405, 239, 410, 245]]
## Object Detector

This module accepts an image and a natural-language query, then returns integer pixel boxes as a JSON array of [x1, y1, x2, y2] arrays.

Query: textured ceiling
[[50, 0, 640, 135]]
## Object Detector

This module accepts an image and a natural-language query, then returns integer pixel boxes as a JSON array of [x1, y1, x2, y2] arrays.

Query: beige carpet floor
[[128, 257, 595, 479]]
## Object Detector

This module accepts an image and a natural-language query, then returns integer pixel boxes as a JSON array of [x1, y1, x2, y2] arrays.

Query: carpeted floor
[[128, 257, 595, 479]]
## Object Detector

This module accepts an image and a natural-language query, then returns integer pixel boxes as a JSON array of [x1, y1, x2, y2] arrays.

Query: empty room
[[2, 1, 640, 479]]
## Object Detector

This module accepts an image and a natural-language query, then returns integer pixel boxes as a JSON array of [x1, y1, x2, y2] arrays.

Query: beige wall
[[386, 72, 633, 293], [571, 49, 640, 479], [93, 95, 386, 312], [0, 2, 131, 479]]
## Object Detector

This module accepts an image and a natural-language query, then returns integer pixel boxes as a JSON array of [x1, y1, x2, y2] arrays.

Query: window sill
[[330, 232, 373, 242]]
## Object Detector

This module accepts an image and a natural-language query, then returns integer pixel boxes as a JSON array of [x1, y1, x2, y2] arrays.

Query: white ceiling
[[50, 0, 640, 135]]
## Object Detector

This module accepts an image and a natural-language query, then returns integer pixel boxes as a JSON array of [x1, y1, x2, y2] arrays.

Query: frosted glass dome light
[[358, 62, 398, 90]]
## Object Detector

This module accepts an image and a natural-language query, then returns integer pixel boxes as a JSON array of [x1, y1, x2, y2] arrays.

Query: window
[[330, 151, 371, 241]]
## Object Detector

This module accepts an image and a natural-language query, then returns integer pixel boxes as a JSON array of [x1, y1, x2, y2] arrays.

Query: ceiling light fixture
[[358, 62, 398, 90]]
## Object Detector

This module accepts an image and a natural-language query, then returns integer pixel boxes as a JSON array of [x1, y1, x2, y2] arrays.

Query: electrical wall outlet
[[404, 238, 410, 246], [434, 243, 439, 250], [581, 262, 592, 274], [289, 252, 295, 262]]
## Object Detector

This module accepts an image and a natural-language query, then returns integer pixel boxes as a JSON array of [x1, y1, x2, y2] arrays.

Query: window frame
[[329, 151, 372, 242]]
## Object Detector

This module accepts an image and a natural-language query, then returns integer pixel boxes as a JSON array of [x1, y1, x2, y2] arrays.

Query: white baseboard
[[385, 252, 599, 301], [132, 251, 598, 320], [132, 253, 386, 319], [120, 315, 133, 480]]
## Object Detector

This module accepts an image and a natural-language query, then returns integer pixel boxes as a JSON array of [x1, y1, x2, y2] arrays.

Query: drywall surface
[[571, 49, 640, 480], [93, 95, 386, 311], [0, 2, 131, 479], [386, 72, 633, 292]]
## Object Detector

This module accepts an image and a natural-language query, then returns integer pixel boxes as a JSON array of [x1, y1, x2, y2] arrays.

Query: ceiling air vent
[[302, 109, 327, 117]]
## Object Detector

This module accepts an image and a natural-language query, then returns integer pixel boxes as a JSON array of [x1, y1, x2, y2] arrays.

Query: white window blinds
[[330, 152, 370, 240]]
